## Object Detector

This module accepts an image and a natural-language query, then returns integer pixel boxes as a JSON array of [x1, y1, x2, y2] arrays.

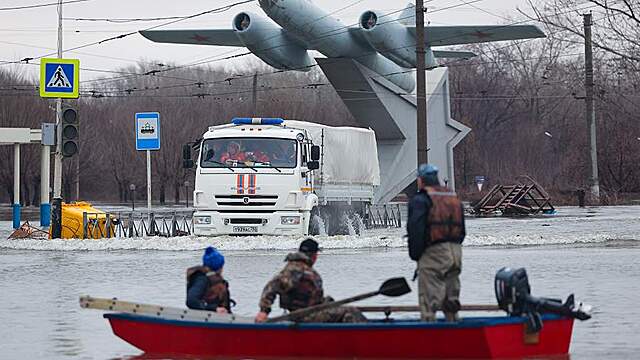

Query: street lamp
[[184, 180, 190, 208], [129, 183, 136, 211]]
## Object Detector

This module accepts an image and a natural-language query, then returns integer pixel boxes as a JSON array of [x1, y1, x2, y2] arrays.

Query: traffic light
[[61, 106, 78, 157]]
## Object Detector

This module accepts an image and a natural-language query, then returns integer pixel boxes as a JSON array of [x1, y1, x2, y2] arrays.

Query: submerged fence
[[79, 204, 401, 239], [82, 210, 194, 239], [365, 203, 403, 228]]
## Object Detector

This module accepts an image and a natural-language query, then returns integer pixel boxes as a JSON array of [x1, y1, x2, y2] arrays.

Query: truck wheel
[[308, 208, 323, 236]]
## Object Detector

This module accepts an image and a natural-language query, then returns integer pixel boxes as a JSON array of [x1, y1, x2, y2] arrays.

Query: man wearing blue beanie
[[186, 246, 233, 313], [407, 164, 465, 322]]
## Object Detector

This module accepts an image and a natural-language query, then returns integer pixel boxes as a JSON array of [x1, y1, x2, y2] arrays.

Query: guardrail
[[365, 203, 403, 228], [82, 210, 194, 239]]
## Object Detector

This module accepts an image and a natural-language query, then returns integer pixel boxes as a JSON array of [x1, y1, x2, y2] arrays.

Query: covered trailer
[[285, 120, 380, 205]]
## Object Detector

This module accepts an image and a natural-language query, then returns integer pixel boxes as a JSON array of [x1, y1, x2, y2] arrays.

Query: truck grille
[[215, 194, 278, 207], [229, 218, 263, 225]]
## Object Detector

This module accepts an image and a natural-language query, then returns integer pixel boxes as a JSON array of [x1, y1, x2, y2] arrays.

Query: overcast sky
[[0, 0, 532, 81]]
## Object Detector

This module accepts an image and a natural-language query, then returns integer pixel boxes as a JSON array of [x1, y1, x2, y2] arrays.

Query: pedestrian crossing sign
[[40, 58, 79, 98]]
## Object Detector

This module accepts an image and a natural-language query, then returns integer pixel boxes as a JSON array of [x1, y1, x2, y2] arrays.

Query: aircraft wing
[[432, 50, 476, 59], [139, 29, 243, 47], [410, 25, 545, 47]]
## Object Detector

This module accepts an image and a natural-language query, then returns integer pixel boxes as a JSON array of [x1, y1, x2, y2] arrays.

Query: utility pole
[[415, 0, 428, 165], [75, 155, 80, 201], [51, 0, 64, 238], [252, 73, 258, 114], [583, 13, 600, 204]]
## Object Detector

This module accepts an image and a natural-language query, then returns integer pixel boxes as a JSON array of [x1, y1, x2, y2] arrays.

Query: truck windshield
[[200, 138, 297, 169]]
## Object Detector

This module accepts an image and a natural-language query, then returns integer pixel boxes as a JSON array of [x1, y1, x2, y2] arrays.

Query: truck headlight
[[194, 216, 211, 225], [280, 216, 301, 225]]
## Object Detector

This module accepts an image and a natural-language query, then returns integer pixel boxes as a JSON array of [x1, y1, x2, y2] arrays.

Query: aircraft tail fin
[[398, 3, 417, 26]]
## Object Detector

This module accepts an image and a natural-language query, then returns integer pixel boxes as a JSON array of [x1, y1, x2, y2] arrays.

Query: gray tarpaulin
[[285, 120, 380, 186]]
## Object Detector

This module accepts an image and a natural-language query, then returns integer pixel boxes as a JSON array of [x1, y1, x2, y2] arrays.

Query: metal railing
[[364, 203, 403, 228], [82, 210, 194, 239]]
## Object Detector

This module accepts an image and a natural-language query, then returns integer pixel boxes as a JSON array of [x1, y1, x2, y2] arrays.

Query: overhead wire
[[0, 0, 90, 11], [0, 0, 256, 67], [0, 0, 603, 99], [72, 0, 475, 89]]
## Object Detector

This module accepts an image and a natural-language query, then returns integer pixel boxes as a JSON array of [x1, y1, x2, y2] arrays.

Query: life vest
[[425, 186, 464, 244], [187, 266, 232, 311]]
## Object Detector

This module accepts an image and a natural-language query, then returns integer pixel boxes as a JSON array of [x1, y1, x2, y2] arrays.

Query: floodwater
[[0, 206, 638, 359]]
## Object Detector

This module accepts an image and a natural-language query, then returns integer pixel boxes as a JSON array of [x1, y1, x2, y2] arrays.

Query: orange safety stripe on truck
[[248, 174, 256, 194], [237, 174, 244, 194]]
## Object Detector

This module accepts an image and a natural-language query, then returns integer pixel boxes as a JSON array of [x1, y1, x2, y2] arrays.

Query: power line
[[0, 0, 90, 11], [1, 0, 593, 96], [77, 0, 478, 87], [0, 0, 256, 67]]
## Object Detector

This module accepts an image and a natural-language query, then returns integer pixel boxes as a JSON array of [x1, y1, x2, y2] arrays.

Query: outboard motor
[[495, 267, 591, 332]]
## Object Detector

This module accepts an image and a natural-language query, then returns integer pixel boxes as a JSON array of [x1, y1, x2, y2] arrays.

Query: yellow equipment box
[[52, 202, 116, 239]]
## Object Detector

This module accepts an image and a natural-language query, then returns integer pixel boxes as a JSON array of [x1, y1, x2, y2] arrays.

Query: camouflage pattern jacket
[[259, 252, 324, 313]]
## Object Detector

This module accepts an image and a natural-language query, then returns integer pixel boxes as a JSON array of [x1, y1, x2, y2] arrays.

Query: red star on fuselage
[[472, 31, 492, 39], [190, 34, 210, 42]]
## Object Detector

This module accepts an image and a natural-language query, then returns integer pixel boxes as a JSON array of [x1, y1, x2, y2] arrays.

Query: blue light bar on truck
[[232, 118, 284, 125]]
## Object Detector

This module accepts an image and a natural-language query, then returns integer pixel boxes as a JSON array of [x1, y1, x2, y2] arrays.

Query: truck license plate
[[233, 226, 258, 233]]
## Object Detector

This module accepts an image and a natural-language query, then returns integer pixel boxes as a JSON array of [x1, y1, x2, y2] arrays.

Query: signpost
[[40, 55, 80, 238], [475, 176, 486, 192], [135, 112, 161, 210]]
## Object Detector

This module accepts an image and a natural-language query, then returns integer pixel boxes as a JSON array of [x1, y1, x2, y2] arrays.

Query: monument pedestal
[[316, 58, 470, 203]]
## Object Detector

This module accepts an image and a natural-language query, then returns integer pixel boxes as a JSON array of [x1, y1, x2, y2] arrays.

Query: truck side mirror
[[310, 145, 320, 161], [183, 159, 194, 169], [182, 144, 192, 161], [307, 161, 320, 170], [182, 144, 194, 169]]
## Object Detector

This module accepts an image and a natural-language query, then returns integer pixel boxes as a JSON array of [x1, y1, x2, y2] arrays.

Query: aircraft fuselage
[[258, 0, 416, 92], [259, 0, 369, 57]]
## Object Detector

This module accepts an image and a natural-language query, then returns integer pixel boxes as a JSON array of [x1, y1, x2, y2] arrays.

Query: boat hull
[[106, 313, 573, 359]]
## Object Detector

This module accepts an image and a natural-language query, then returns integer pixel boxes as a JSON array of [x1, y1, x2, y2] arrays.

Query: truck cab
[[190, 118, 320, 236]]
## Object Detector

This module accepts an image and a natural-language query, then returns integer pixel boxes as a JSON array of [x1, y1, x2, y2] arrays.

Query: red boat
[[84, 268, 589, 359], [105, 312, 573, 359]]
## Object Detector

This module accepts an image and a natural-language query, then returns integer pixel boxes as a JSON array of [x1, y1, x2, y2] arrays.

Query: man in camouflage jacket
[[255, 238, 366, 323]]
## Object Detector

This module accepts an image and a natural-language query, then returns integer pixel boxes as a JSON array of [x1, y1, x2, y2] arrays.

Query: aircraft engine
[[232, 12, 314, 71], [359, 10, 425, 69]]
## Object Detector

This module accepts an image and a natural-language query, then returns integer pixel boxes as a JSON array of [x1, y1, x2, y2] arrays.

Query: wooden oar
[[267, 277, 411, 323], [357, 304, 501, 313]]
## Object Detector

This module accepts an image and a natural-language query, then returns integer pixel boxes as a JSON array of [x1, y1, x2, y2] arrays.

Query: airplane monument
[[140, 0, 545, 202]]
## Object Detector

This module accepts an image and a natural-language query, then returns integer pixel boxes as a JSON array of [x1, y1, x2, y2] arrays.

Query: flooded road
[[0, 206, 638, 359]]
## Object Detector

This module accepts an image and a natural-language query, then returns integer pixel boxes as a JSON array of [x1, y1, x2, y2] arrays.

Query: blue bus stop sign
[[135, 112, 160, 151]]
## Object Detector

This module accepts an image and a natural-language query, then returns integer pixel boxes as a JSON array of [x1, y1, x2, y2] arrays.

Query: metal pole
[[415, 0, 428, 165], [252, 73, 258, 114], [51, 0, 64, 238], [75, 156, 80, 201], [40, 145, 51, 227], [583, 13, 600, 204], [147, 150, 152, 210], [13, 144, 20, 229]]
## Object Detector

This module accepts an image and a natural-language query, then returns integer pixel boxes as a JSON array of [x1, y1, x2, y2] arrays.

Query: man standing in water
[[255, 238, 366, 323], [407, 164, 466, 322]]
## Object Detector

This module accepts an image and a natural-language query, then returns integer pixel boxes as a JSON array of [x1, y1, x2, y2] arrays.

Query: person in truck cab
[[202, 141, 225, 164], [186, 247, 233, 313], [244, 142, 270, 163], [220, 141, 247, 164], [270, 141, 295, 166]]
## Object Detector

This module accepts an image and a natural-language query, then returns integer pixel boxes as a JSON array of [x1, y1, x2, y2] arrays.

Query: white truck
[[184, 118, 380, 236]]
